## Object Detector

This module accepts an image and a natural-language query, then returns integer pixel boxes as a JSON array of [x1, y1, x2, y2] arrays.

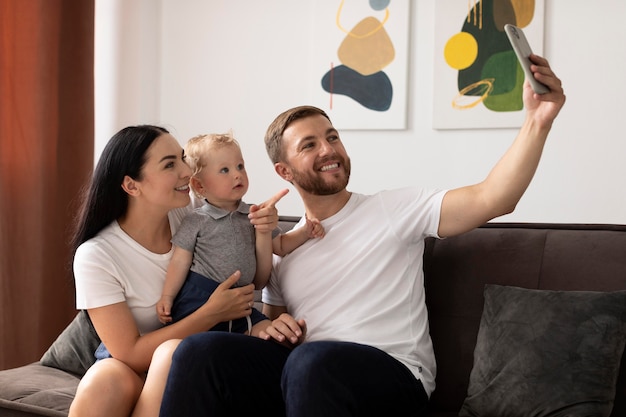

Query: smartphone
[[504, 24, 549, 94]]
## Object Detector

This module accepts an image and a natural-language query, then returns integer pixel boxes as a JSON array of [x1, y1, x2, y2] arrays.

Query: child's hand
[[157, 296, 174, 324], [305, 217, 325, 239], [249, 188, 289, 232]]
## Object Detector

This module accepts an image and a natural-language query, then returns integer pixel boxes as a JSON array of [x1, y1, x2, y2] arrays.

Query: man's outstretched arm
[[438, 54, 566, 238]]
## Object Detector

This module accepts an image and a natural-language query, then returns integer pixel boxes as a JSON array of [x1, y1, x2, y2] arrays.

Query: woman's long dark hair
[[70, 125, 169, 256]]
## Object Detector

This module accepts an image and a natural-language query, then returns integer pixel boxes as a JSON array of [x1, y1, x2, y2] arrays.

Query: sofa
[[1, 219, 625, 417]]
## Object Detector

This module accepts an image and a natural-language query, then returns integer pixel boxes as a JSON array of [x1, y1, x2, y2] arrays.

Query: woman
[[68, 125, 279, 417]]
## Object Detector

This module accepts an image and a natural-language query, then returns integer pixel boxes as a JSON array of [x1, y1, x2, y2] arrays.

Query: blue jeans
[[159, 333, 429, 417]]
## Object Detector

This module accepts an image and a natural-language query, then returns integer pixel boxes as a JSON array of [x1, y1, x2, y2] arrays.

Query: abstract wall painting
[[433, 0, 545, 129], [310, 0, 410, 130]]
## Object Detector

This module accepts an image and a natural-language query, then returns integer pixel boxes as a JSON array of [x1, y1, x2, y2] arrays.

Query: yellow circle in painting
[[444, 32, 478, 70]]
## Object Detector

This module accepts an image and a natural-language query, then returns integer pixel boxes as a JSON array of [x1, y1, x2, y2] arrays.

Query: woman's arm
[[89, 271, 254, 373]]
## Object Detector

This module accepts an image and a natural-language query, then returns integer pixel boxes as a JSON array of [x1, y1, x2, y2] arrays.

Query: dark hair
[[264, 105, 331, 164], [70, 125, 169, 255]]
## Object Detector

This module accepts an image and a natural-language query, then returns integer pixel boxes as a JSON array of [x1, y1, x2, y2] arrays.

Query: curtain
[[0, 0, 94, 370]]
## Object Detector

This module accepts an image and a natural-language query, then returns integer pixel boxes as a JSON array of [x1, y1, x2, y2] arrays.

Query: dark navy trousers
[[172, 271, 267, 332], [159, 333, 429, 417]]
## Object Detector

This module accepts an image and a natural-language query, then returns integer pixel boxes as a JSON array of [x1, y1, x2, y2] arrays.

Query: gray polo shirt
[[172, 200, 279, 287]]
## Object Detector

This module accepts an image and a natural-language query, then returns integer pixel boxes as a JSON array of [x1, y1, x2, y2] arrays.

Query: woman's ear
[[274, 162, 293, 182], [121, 175, 139, 196]]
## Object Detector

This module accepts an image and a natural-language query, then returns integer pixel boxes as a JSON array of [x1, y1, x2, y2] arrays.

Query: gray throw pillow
[[40, 310, 101, 377], [460, 285, 626, 417]]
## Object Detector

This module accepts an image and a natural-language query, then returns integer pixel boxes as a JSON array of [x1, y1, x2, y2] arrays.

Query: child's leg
[[131, 339, 181, 417]]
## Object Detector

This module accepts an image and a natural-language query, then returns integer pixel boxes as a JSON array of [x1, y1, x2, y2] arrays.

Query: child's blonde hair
[[185, 131, 241, 198]]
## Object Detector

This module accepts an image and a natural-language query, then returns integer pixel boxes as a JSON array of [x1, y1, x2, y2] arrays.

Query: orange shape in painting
[[337, 16, 395, 76], [510, 0, 535, 27], [452, 78, 495, 110]]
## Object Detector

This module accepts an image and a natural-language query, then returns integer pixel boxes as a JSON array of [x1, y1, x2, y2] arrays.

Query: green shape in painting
[[483, 53, 524, 112], [483, 50, 519, 95]]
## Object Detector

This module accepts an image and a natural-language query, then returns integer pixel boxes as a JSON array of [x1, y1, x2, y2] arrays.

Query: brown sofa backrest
[[424, 223, 626, 415]]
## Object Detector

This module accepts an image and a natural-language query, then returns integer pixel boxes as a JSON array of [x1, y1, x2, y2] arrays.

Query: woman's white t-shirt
[[263, 188, 446, 396], [74, 206, 191, 335]]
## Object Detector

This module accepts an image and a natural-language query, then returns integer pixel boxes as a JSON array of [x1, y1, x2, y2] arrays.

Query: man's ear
[[274, 162, 293, 182], [121, 175, 140, 196]]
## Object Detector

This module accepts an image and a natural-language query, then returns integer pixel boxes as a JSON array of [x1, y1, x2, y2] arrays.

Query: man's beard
[[290, 157, 351, 196]]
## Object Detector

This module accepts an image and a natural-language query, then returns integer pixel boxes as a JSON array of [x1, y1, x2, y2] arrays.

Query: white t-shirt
[[263, 187, 446, 396], [74, 205, 191, 335]]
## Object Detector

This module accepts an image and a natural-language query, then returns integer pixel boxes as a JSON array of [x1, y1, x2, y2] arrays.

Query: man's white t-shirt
[[74, 206, 191, 335], [263, 187, 446, 396]]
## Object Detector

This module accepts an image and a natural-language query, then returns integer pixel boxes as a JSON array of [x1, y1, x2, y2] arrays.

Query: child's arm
[[253, 228, 274, 290], [272, 217, 325, 257], [157, 246, 193, 324], [249, 188, 289, 290]]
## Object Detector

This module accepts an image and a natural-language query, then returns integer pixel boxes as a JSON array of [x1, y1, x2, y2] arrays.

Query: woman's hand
[[249, 189, 289, 232], [198, 271, 255, 323], [258, 313, 307, 347]]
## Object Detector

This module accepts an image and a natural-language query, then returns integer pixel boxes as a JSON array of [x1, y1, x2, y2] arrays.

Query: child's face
[[194, 144, 249, 210]]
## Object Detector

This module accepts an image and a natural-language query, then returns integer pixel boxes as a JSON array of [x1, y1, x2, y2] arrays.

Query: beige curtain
[[0, 0, 94, 370]]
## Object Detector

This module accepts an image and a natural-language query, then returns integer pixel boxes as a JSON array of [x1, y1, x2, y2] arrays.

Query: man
[[160, 54, 565, 417]]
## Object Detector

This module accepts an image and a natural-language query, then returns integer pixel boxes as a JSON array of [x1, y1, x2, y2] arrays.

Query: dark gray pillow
[[40, 310, 101, 377], [460, 285, 626, 417]]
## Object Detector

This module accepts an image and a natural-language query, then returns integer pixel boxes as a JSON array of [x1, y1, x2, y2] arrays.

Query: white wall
[[96, 0, 626, 223], [94, 0, 162, 160]]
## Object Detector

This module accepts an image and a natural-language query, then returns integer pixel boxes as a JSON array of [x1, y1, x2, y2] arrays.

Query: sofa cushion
[[460, 285, 626, 417], [0, 362, 78, 416], [40, 310, 101, 377]]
